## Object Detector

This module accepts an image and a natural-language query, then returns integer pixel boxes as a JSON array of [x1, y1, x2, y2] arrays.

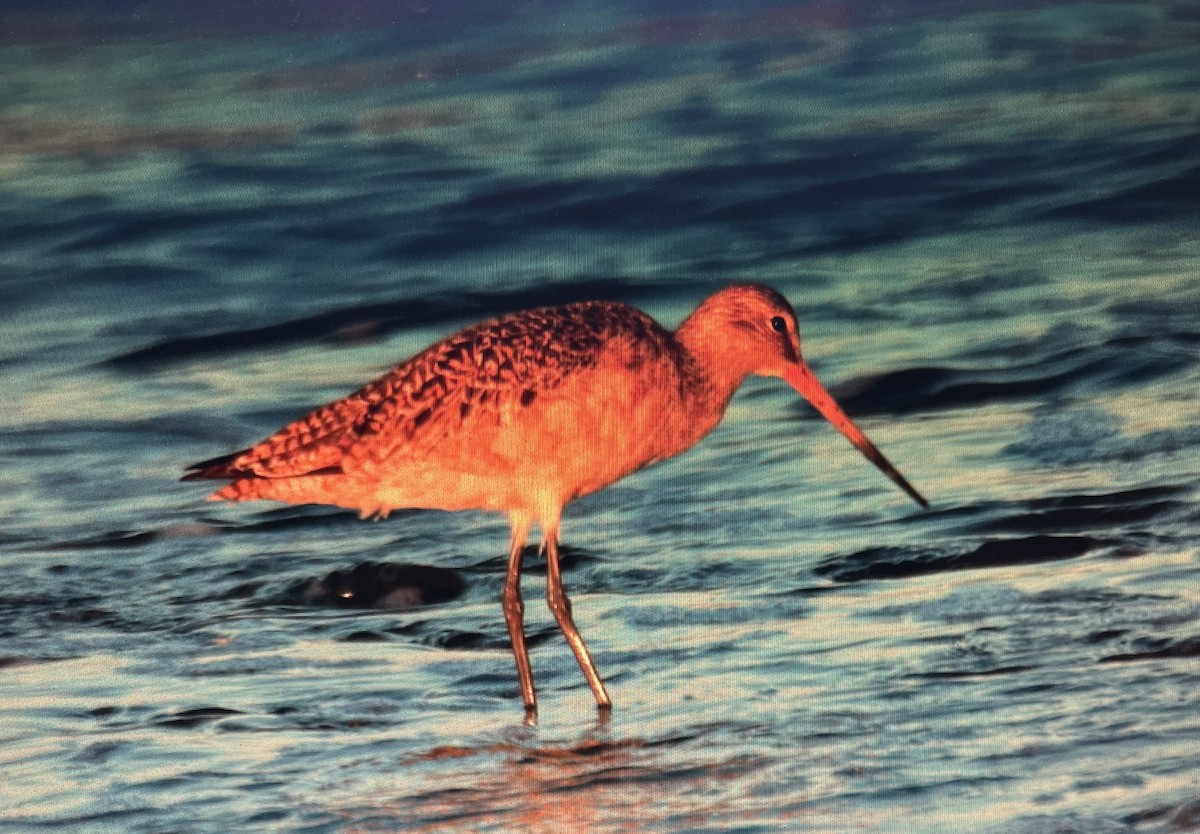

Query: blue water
[[2, 2, 1199, 831]]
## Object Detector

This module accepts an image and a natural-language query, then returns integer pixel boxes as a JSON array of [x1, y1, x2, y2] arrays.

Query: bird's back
[[185, 300, 696, 517]]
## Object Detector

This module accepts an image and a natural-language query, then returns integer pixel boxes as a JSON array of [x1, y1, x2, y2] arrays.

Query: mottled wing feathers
[[181, 376, 383, 481], [184, 300, 673, 482]]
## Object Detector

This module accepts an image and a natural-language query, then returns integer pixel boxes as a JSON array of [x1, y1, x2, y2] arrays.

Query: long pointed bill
[[784, 362, 929, 509]]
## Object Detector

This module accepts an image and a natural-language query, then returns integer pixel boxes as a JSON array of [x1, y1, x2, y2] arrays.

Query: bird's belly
[[372, 469, 521, 514]]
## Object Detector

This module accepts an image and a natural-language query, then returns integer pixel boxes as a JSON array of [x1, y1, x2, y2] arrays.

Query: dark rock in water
[[287, 562, 466, 609]]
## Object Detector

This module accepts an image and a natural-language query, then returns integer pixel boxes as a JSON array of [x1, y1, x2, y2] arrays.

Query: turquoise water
[[2, 2, 1199, 831]]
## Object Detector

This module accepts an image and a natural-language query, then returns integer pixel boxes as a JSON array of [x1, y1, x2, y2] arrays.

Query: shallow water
[[2, 2, 1200, 831]]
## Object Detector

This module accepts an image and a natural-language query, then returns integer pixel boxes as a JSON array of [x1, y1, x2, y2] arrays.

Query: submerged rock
[[286, 562, 466, 610]]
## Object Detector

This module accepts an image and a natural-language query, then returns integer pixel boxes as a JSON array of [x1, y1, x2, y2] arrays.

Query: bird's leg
[[501, 516, 535, 724], [543, 526, 612, 715], [503, 516, 537, 724]]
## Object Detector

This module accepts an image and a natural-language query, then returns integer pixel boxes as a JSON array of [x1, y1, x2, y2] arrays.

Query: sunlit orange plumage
[[185, 284, 927, 720]]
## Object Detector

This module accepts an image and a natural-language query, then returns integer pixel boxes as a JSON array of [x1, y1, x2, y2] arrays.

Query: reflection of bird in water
[[185, 284, 927, 721]]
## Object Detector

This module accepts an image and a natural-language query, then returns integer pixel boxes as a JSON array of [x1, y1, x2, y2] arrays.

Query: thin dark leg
[[503, 518, 537, 724], [544, 526, 612, 714]]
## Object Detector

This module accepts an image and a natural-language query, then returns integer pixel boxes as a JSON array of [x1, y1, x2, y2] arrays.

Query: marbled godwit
[[184, 284, 927, 720]]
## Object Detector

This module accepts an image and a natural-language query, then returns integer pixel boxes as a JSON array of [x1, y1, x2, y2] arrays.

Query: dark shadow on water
[[152, 706, 246, 729], [823, 483, 1195, 583], [822, 330, 1200, 416], [973, 486, 1188, 535], [910, 665, 1037, 680], [1046, 163, 1200, 222], [816, 534, 1109, 583], [1099, 635, 1200, 664]]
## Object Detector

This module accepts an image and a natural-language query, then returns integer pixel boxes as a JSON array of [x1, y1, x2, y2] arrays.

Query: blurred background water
[[2, 1, 1199, 831]]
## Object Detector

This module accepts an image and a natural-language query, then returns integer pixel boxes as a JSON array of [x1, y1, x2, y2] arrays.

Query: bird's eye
[[770, 316, 788, 334]]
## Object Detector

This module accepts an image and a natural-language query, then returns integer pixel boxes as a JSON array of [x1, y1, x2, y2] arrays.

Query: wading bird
[[185, 284, 927, 721]]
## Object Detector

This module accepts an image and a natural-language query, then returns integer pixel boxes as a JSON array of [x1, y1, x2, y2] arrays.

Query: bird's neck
[[674, 313, 754, 423]]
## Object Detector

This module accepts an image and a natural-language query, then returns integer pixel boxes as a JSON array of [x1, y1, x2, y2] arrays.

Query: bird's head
[[682, 283, 928, 509]]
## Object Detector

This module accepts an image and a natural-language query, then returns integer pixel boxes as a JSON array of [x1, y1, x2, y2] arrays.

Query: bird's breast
[[488, 347, 711, 502]]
